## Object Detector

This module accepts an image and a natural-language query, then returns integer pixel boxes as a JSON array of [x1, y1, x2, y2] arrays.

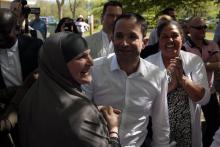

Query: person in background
[[146, 20, 210, 147], [19, 32, 121, 147], [161, 7, 177, 21], [75, 15, 90, 36], [82, 13, 170, 147], [0, 8, 42, 147], [184, 16, 220, 147], [213, 20, 220, 99], [211, 127, 220, 147], [10, 0, 44, 41], [148, 15, 173, 46], [85, 1, 123, 58], [55, 17, 79, 33], [30, 9, 47, 39], [214, 21, 220, 47]]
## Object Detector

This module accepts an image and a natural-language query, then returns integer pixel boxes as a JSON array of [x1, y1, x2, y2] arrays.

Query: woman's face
[[159, 24, 183, 59], [67, 49, 93, 84]]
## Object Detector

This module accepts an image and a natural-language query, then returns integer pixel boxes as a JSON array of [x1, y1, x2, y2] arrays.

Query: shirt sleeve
[[211, 127, 220, 147], [189, 55, 210, 105], [151, 74, 170, 147]]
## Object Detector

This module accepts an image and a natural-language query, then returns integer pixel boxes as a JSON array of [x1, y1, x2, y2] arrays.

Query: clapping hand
[[99, 106, 121, 134]]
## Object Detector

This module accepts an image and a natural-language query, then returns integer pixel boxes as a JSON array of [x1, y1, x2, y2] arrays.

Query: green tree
[[56, 0, 65, 19]]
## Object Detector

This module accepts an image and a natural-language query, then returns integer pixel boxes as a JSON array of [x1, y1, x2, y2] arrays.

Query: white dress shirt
[[82, 53, 170, 147], [211, 127, 220, 147], [99, 31, 114, 57], [0, 40, 23, 87], [146, 50, 211, 147]]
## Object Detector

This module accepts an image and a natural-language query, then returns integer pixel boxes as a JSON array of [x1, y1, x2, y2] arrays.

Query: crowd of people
[[0, 0, 220, 147]]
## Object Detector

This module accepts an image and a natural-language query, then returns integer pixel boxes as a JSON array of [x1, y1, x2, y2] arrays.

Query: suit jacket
[[0, 34, 42, 104], [85, 31, 103, 58]]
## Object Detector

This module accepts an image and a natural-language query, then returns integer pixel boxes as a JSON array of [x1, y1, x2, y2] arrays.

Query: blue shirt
[[30, 19, 47, 38]]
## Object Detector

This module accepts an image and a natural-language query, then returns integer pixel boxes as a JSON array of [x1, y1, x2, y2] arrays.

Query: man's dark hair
[[157, 20, 184, 40], [113, 12, 148, 38], [0, 8, 17, 35], [162, 7, 175, 15], [102, 1, 122, 16]]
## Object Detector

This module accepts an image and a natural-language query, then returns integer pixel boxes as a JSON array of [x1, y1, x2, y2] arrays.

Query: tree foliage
[[119, 0, 213, 14], [56, 0, 65, 19]]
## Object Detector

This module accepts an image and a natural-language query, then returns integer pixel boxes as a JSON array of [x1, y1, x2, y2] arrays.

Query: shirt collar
[[10, 39, 18, 52], [186, 37, 208, 48], [0, 39, 18, 53], [110, 54, 145, 77], [110, 54, 120, 71], [101, 30, 108, 39]]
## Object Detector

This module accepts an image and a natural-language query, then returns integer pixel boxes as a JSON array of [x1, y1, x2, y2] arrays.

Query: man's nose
[[87, 55, 93, 66]]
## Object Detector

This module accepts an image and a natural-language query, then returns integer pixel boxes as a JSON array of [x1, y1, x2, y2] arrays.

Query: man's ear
[[143, 37, 148, 48]]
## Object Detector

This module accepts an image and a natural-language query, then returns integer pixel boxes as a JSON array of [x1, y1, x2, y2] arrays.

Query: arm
[[206, 52, 220, 71], [100, 106, 121, 147], [179, 75, 205, 102], [0, 69, 39, 131], [211, 127, 220, 147], [170, 57, 209, 102], [151, 75, 170, 147]]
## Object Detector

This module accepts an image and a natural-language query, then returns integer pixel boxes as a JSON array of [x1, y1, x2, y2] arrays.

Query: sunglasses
[[191, 25, 207, 30]]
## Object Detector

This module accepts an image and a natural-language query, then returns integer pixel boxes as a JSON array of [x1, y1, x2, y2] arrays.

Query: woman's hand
[[100, 106, 121, 137], [168, 57, 185, 86]]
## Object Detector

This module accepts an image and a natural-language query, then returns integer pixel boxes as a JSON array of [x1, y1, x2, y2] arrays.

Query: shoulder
[[85, 31, 101, 41], [145, 51, 161, 63], [92, 54, 114, 70], [18, 35, 43, 50], [180, 50, 204, 65], [141, 58, 165, 77]]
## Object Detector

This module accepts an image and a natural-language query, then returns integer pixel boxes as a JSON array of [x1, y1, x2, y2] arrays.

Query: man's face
[[113, 17, 144, 62], [0, 25, 16, 49], [168, 10, 176, 20], [102, 6, 122, 33], [188, 17, 207, 40]]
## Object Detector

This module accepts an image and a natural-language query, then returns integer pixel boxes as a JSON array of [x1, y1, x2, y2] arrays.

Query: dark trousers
[[202, 93, 220, 147], [0, 126, 19, 147], [141, 117, 152, 147]]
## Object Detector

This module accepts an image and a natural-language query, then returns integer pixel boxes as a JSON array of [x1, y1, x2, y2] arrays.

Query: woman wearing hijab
[[19, 32, 121, 147], [146, 21, 210, 147]]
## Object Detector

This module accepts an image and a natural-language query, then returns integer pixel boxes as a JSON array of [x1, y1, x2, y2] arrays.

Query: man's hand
[[0, 111, 17, 132]]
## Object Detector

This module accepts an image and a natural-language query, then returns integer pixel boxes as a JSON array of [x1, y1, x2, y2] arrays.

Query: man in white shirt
[[82, 13, 170, 147], [85, 1, 123, 58], [0, 9, 42, 147], [211, 127, 220, 147]]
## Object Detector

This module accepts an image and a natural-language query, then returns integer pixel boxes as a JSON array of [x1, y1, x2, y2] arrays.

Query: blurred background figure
[[75, 15, 89, 36], [30, 8, 47, 39], [0, 8, 42, 147], [85, 1, 123, 58], [148, 14, 173, 46], [19, 32, 121, 147], [214, 21, 220, 47], [10, 0, 44, 41], [55, 17, 79, 34], [161, 7, 177, 21], [184, 16, 220, 147]]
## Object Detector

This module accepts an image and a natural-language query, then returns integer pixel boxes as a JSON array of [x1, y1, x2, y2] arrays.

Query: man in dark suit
[[0, 8, 42, 147]]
